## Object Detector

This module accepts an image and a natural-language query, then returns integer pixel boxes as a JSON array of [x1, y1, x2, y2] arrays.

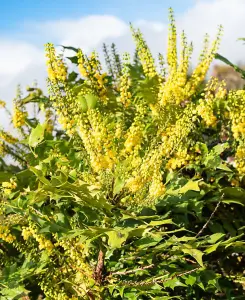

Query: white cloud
[[35, 15, 128, 52], [177, 0, 245, 64], [0, 42, 43, 76], [1, 0, 245, 130], [134, 20, 166, 33]]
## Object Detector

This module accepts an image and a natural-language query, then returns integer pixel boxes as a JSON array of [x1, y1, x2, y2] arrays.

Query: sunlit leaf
[[29, 123, 46, 147]]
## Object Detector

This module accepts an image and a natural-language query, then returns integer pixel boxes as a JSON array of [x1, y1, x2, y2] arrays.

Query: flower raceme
[[2, 8, 245, 300], [2, 8, 242, 206], [0, 100, 6, 108], [1, 10, 245, 236], [40, 8, 245, 203]]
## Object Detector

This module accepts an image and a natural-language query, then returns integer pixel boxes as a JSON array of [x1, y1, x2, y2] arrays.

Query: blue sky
[[1, 0, 245, 119], [0, 0, 195, 33]]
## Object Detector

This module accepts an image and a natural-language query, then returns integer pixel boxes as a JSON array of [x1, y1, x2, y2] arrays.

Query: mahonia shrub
[[1, 8, 245, 299]]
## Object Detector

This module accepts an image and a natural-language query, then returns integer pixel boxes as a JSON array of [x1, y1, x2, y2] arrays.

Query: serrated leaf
[[106, 230, 129, 248], [217, 163, 232, 172], [29, 166, 50, 185], [170, 180, 200, 195], [163, 277, 187, 289], [185, 275, 197, 286], [118, 286, 125, 297], [212, 143, 229, 155], [1, 286, 29, 299]]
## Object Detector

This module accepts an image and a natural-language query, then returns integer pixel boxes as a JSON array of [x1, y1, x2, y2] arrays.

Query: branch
[[119, 266, 201, 287], [93, 249, 105, 285], [110, 264, 154, 276], [195, 198, 222, 238]]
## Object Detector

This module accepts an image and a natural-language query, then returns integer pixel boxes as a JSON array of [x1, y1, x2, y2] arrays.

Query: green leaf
[[51, 171, 67, 187], [0, 172, 12, 183], [207, 233, 225, 244], [217, 163, 232, 172], [29, 166, 50, 185], [215, 53, 245, 78], [212, 143, 229, 155], [203, 143, 229, 168], [67, 56, 79, 64], [134, 236, 162, 249], [195, 142, 208, 156], [182, 245, 204, 267], [222, 187, 245, 199], [106, 230, 129, 248], [118, 286, 125, 298], [76, 95, 88, 112], [1, 286, 29, 298], [113, 177, 124, 195], [68, 71, 78, 82], [60, 45, 79, 52], [16, 169, 33, 181], [221, 233, 244, 248], [169, 180, 200, 195], [163, 278, 187, 289], [205, 241, 222, 254], [72, 84, 84, 95], [149, 219, 174, 226], [222, 199, 245, 206], [185, 275, 197, 286], [84, 94, 98, 109], [29, 123, 46, 147]]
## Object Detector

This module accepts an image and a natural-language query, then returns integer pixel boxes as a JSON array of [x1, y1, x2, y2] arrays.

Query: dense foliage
[[1, 9, 245, 299]]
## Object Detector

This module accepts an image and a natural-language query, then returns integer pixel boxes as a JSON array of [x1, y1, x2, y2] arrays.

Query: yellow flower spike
[[167, 7, 178, 72], [1, 178, 17, 195], [77, 50, 90, 79], [177, 32, 193, 88], [12, 105, 27, 128], [119, 52, 132, 106], [131, 25, 157, 78], [149, 173, 166, 198], [123, 103, 147, 155], [45, 43, 67, 82], [22, 227, 32, 240], [0, 130, 18, 144], [198, 33, 210, 63], [126, 175, 144, 193], [0, 225, 16, 243], [0, 100, 6, 108], [185, 26, 223, 97], [196, 77, 226, 128], [78, 49, 108, 103], [0, 140, 6, 156], [226, 90, 245, 174], [235, 144, 245, 174]]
